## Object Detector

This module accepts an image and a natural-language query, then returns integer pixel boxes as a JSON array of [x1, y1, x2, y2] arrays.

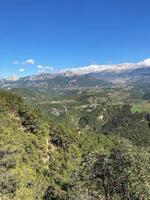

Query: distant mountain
[[88, 67, 150, 86], [61, 71, 75, 77], [19, 73, 54, 81], [0, 65, 150, 90], [0, 73, 111, 90], [58, 58, 150, 87], [60, 58, 150, 75]]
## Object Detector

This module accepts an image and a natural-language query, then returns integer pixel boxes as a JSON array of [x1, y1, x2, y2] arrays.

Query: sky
[[0, 0, 150, 78]]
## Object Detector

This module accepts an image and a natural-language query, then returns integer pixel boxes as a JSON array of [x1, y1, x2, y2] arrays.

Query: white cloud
[[138, 58, 150, 66], [24, 59, 35, 65], [60, 58, 150, 75], [19, 68, 24, 72], [37, 65, 43, 69], [12, 61, 19, 65], [44, 66, 54, 71], [12, 58, 35, 65]]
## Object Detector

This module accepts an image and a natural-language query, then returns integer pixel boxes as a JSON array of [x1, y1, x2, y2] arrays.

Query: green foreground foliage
[[0, 90, 150, 200]]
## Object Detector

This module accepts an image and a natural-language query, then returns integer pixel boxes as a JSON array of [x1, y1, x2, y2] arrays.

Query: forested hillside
[[0, 90, 150, 200]]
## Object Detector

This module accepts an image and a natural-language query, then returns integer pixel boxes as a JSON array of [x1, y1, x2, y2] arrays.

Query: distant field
[[131, 103, 150, 113]]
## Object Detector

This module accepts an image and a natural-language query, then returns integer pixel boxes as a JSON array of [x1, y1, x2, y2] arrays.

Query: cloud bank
[[60, 58, 150, 75]]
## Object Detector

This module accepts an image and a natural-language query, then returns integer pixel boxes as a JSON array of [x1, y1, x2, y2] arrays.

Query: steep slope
[[0, 91, 50, 199], [0, 91, 113, 199], [1, 91, 150, 200]]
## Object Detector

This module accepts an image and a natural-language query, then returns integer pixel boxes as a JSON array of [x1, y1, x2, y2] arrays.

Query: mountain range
[[0, 64, 150, 90]]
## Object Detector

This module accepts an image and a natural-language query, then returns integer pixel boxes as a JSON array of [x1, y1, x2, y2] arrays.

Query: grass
[[131, 102, 150, 113]]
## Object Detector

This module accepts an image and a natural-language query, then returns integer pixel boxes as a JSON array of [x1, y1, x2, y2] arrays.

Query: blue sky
[[0, 0, 150, 77]]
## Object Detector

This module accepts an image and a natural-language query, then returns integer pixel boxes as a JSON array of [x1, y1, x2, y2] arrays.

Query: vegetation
[[0, 89, 150, 200], [131, 103, 150, 113]]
